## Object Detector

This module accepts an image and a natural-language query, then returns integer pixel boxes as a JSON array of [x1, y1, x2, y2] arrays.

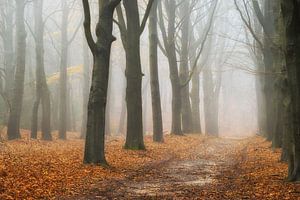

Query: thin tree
[[7, 0, 27, 140], [149, 0, 163, 142], [30, 0, 52, 140]]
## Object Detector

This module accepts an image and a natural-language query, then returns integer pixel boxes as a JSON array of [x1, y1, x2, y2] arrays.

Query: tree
[[179, 0, 193, 133], [0, 0, 14, 105], [158, 0, 182, 135], [148, 0, 163, 142], [116, 0, 154, 149], [7, 0, 27, 140], [58, 0, 82, 139], [281, 0, 300, 182], [82, 0, 121, 164], [30, 0, 52, 141], [80, 33, 91, 139]]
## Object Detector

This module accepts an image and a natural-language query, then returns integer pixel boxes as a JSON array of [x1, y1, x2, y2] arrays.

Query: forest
[[0, 0, 300, 199]]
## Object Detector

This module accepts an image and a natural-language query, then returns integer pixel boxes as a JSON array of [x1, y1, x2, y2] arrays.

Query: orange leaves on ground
[[0, 132, 204, 199], [199, 136, 300, 200]]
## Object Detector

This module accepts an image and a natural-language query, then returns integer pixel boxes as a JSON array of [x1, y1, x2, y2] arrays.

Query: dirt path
[[76, 137, 248, 199]]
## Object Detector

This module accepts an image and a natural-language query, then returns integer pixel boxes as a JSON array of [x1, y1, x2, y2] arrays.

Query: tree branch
[[139, 0, 155, 35], [82, 0, 97, 53]]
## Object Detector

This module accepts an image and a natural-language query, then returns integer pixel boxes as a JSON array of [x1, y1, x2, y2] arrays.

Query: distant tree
[[30, 0, 52, 141], [179, 0, 193, 133], [82, 0, 121, 164], [157, 0, 182, 135], [0, 0, 14, 106], [80, 32, 91, 139], [7, 0, 27, 140], [58, 0, 82, 140]]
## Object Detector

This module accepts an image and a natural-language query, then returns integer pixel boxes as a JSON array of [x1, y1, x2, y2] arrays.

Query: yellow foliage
[[47, 65, 83, 84]]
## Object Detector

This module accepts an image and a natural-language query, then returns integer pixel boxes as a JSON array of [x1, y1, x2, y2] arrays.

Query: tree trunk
[[122, 0, 145, 149], [189, 31, 202, 134], [118, 83, 126, 136], [1, 0, 14, 106], [58, 0, 69, 140], [148, 1, 163, 141], [7, 0, 27, 140], [158, 1, 182, 135], [179, 0, 193, 133], [281, 0, 300, 181], [31, 0, 52, 140], [83, 0, 120, 164], [80, 35, 91, 139], [203, 69, 219, 136]]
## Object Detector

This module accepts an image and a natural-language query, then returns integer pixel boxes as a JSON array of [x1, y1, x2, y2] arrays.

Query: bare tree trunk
[[58, 0, 69, 140], [121, 0, 151, 149], [118, 82, 126, 136], [105, 63, 113, 136], [31, 0, 52, 140], [203, 68, 219, 136], [0, 0, 14, 106], [189, 30, 202, 134], [148, 0, 163, 142], [158, 1, 182, 135], [80, 34, 91, 139], [281, 0, 300, 181], [7, 0, 26, 140], [82, 0, 120, 164], [179, 0, 193, 133]]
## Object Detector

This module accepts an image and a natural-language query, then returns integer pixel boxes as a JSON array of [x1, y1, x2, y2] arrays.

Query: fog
[[0, 0, 260, 140]]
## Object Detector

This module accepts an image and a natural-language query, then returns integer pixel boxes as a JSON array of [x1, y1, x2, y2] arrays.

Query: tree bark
[[281, 0, 300, 181], [179, 0, 193, 133], [83, 0, 120, 164], [117, 0, 154, 149], [80, 34, 91, 139], [58, 0, 69, 140], [31, 0, 52, 140], [0, 0, 14, 107], [7, 0, 27, 140], [158, 1, 182, 135], [148, 0, 163, 142]]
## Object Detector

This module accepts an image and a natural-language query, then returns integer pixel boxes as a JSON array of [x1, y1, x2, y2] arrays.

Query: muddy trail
[[75, 137, 248, 199]]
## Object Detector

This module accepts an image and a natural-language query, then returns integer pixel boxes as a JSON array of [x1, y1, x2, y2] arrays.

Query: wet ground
[[75, 137, 248, 199]]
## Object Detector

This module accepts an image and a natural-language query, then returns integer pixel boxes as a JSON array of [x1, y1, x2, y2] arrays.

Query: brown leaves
[[199, 137, 300, 200], [0, 132, 204, 199], [1, 133, 298, 199]]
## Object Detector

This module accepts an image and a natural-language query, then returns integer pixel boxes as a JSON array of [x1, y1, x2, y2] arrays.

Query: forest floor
[[0, 130, 300, 199]]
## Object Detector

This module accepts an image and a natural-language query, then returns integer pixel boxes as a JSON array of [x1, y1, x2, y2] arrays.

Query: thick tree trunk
[[7, 0, 26, 140], [148, 1, 163, 142], [122, 0, 145, 149], [83, 0, 120, 164], [281, 0, 300, 181]]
